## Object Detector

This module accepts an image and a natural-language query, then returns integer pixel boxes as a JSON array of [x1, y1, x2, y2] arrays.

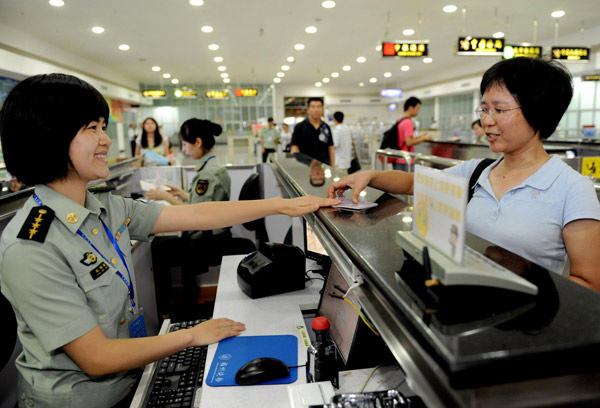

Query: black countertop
[[271, 152, 600, 389]]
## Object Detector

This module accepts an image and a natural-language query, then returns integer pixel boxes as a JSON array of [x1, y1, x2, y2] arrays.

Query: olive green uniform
[[0, 184, 163, 408]]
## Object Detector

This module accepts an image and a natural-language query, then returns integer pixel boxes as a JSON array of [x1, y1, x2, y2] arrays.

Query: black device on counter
[[237, 242, 306, 299]]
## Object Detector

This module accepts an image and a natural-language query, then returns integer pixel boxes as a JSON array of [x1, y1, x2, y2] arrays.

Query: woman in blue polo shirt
[[328, 57, 600, 292]]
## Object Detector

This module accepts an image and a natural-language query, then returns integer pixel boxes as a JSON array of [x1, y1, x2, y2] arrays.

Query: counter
[[270, 152, 600, 407]]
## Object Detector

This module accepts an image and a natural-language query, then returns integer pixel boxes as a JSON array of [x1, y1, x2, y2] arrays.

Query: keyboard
[[142, 320, 208, 408], [396, 231, 538, 295]]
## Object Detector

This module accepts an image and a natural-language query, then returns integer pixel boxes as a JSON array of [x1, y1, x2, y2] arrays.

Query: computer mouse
[[234, 357, 291, 386]]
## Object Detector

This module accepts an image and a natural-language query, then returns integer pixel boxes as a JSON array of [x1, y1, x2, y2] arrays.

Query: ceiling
[[1, 0, 600, 94]]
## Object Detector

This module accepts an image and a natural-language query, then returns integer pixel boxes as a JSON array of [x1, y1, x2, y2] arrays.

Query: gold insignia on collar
[[66, 212, 79, 224]]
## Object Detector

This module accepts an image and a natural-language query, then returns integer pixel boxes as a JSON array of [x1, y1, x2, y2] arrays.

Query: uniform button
[[66, 212, 79, 224], [511, 190, 515, 194], [111, 258, 118, 265], [26, 398, 34, 407], [92, 228, 99, 235], [120, 318, 126, 325], [130, 383, 135, 389]]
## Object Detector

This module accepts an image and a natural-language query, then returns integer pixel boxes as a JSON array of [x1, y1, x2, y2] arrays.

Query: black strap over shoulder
[[468, 158, 495, 202]]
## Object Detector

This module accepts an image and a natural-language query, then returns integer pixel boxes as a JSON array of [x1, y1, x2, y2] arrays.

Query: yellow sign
[[551, 47, 590, 61], [204, 90, 229, 99], [504, 44, 542, 59], [583, 75, 600, 81], [582, 157, 600, 178], [235, 88, 258, 97], [382, 41, 428, 57], [457, 37, 504, 55], [142, 89, 167, 98]]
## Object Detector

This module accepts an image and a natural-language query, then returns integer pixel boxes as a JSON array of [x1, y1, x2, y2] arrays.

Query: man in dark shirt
[[291, 97, 335, 166]]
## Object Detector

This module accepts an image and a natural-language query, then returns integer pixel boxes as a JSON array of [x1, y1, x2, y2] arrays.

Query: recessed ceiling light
[[305, 26, 317, 34], [384, 72, 392, 78], [369, 77, 377, 83], [221, 73, 229, 78], [208, 44, 219, 51], [493, 32, 504, 38], [287, 56, 295, 62], [423, 57, 433, 63], [323, 78, 330, 83], [551, 10, 565, 18], [376, 44, 382, 51], [171, 78, 179, 84], [356, 56, 366, 63], [403, 29, 415, 36], [315, 82, 323, 87], [274, 78, 281, 83], [443, 5, 457, 13], [49, 0, 64, 7], [152, 66, 161, 72], [277, 72, 285, 78], [294, 44, 305, 51], [359, 82, 365, 87], [223, 78, 231, 83], [201, 26, 214, 33], [213, 56, 223, 62], [218, 66, 227, 71], [331, 72, 339, 78], [342, 65, 351, 71], [281, 65, 290, 71], [162, 73, 171, 78], [401, 65, 410, 71], [189, 0, 204, 6], [118, 44, 130, 51], [321, 1, 336, 8], [91, 26, 104, 34]]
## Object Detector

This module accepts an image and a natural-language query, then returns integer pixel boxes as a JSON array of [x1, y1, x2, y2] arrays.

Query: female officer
[[146, 118, 233, 320], [328, 57, 600, 292], [0, 73, 339, 407]]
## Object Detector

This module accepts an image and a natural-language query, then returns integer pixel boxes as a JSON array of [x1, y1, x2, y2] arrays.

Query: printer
[[237, 242, 306, 299]]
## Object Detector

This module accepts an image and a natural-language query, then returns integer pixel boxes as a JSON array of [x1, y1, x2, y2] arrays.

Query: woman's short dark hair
[[480, 57, 573, 140], [0, 73, 109, 185], [140, 117, 163, 148], [180, 118, 222, 151]]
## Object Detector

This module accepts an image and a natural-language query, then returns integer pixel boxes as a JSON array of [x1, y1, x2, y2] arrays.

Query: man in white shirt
[[332, 111, 353, 172]]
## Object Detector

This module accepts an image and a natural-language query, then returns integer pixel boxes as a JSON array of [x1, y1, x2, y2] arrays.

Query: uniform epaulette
[[17, 206, 55, 243], [87, 185, 116, 193]]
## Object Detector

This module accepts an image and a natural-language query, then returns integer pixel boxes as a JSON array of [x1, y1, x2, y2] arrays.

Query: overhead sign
[[552, 47, 590, 61], [503, 44, 543, 59], [457, 37, 504, 55], [204, 90, 229, 99], [382, 41, 428, 57], [235, 88, 258, 97], [380, 88, 403, 98], [583, 75, 600, 81], [174, 89, 197, 98], [142, 89, 167, 98]]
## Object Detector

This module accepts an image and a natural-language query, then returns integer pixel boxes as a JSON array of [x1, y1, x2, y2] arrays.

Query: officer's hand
[[189, 318, 246, 346], [165, 184, 185, 198], [327, 171, 373, 204], [279, 195, 341, 217], [146, 188, 170, 201]]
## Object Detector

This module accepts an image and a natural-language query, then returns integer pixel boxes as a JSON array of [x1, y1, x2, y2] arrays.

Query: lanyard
[[33, 193, 136, 308], [197, 155, 216, 172]]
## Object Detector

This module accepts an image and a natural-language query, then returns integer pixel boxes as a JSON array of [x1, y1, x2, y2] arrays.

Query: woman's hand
[[164, 184, 186, 200], [327, 171, 375, 204], [278, 195, 341, 217], [188, 318, 246, 346]]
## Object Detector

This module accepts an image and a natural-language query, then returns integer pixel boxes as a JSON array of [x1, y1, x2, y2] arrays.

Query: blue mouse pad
[[206, 335, 298, 386]]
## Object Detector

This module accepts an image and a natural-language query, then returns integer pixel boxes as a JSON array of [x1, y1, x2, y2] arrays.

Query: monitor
[[304, 222, 331, 265]]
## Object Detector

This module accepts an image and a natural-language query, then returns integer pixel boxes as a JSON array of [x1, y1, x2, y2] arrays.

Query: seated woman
[[0, 73, 339, 407], [328, 57, 600, 292], [146, 118, 233, 319], [135, 117, 174, 165]]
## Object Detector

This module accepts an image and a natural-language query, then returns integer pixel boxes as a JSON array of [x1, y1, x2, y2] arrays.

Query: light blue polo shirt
[[445, 155, 600, 273]]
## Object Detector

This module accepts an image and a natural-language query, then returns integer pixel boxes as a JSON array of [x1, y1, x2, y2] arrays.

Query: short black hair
[[180, 118, 222, 150], [307, 97, 324, 106], [480, 57, 572, 140], [0, 73, 109, 185], [140, 117, 164, 148], [404, 97, 421, 111], [267, 117, 274, 123], [472, 119, 482, 128], [333, 111, 344, 123]]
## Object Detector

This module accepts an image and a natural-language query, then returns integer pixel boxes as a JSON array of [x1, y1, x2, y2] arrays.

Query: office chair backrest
[[0, 291, 17, 371], [238, 173, 269, 243]]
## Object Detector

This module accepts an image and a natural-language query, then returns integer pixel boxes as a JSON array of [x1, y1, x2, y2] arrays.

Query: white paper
[[332, 197, 378, 210]]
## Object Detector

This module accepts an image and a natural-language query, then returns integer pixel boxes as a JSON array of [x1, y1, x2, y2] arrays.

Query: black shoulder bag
[[468, 158, 495, 202]]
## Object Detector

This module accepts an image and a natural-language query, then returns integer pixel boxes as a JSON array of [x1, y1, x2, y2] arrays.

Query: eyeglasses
[[475, 106, 521, 119]]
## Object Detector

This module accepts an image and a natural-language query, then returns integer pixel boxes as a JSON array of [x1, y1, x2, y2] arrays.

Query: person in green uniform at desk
[[0, 73, 339, 408], [146, 118, 233, 320]]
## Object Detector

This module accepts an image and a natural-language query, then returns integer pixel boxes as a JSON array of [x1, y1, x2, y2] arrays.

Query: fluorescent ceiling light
[[118, 44, 130, 51], [423, 57, 433, 63], [91, 26, 104, 34], [189, 0, 204, 6], [443, 5, 457, 13], [403, 29, 415, 36], [342, 65, 351, 71], [315, 82, 323, 87], [356, 56, 366, 63], [218, 66, 227, 71], [551, 10, 565, 18], [305, 26, 317, 34], [171, 78, 179, 84], [322, 1, 336, 9], [152, 66, 161, 72], [49, 0, 64, 7], [384, 72, 392, 78], [287, 56, 295, 62], [201, 26, 214, 33], [213, 56, 223, 62], [208, 44, 219, 50], [162, 73, 171, 78], [401, 65, 410, 71], [369, 78, 377, 83], [281, 65, 290, 71], [331, 72, 339, 78], [274, 78, 281, 83], [294, 44, 305, 51]]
